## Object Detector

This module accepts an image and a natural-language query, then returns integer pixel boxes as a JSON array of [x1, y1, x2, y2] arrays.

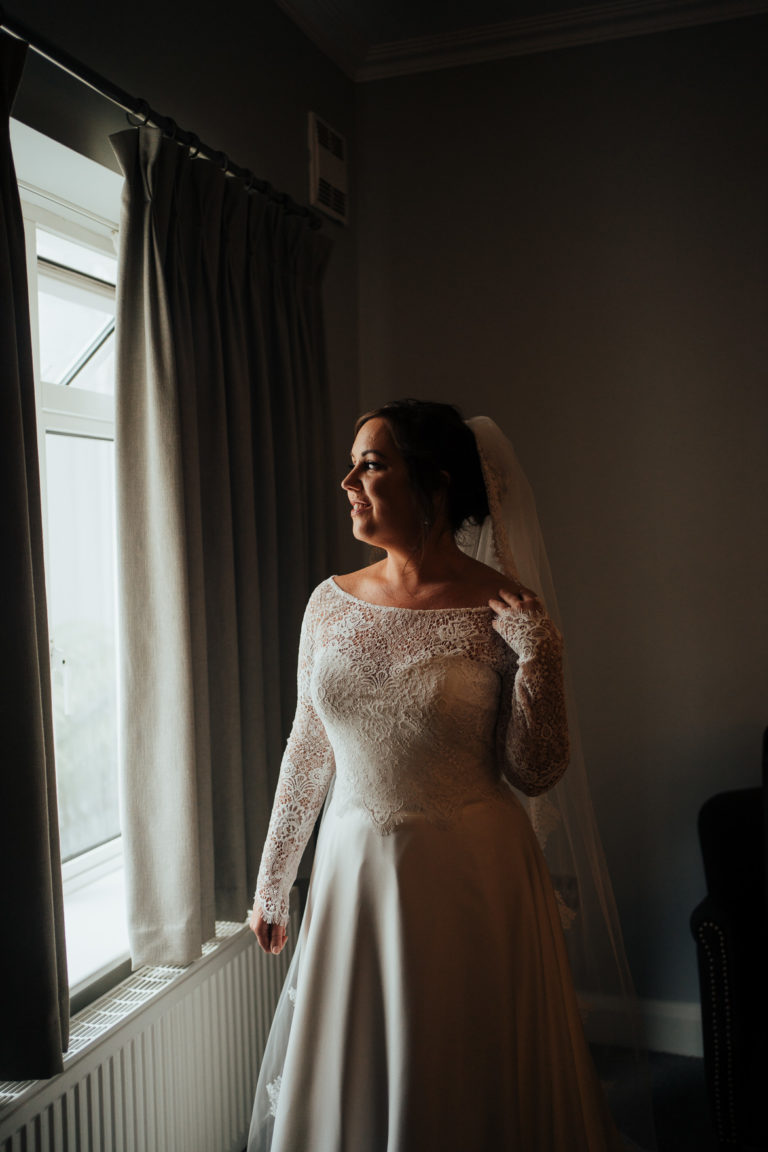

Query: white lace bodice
[[255, 577, 569, 925]]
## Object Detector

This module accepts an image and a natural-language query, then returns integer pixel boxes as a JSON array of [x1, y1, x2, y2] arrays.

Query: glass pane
[[38, 273, 114, 392], [65, 865, 129, 988], [37, 229, 117, 284], [68, 329, 115, 396], [46, 432, 119, 861]]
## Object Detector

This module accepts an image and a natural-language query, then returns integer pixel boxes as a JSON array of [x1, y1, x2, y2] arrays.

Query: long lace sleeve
[[493, 607, 570, 796], [254, 595, 336, 926]]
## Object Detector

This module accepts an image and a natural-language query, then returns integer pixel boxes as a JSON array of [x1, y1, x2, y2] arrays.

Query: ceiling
[[273, 0, 768, 80]]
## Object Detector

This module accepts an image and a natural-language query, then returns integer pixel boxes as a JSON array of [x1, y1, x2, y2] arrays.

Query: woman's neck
[[379, 532, 472, 600]]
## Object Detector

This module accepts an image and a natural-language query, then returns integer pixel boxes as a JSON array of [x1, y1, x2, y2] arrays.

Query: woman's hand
[[489, 584, 558, 664], [488, 584, 543, 618], [249, 906, 288, 955]]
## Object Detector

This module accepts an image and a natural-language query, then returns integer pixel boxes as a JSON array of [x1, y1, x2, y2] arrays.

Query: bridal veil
[[461, 416, 656, 1150]]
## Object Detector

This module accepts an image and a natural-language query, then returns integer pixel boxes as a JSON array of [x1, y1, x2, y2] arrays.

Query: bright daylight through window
[[12, 120, 129, 1000]]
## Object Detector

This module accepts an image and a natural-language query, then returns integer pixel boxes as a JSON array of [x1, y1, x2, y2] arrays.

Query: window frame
[[16, 141, 130, 1005], [22, 199, 116, 427]]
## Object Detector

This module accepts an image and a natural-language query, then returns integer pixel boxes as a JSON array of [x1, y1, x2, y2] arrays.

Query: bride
[[247, 399, 627, 1151]]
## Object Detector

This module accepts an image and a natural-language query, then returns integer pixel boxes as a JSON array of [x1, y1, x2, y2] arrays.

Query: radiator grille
[[0, 916, 298, 1152]]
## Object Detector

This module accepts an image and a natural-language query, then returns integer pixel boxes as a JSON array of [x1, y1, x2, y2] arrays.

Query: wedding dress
[[247, 575, 625, 1152]]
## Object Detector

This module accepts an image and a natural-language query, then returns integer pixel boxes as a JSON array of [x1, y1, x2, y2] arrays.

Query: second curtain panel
[[112, 127, 332, 967]]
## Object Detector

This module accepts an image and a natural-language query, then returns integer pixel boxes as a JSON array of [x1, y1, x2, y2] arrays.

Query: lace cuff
[[494, 607, 570, 796], [491, 604, 557, 663], [254, 596, 336, 926]]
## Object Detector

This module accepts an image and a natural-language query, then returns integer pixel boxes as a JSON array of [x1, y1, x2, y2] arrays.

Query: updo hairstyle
[[355, 399, 489, 534]]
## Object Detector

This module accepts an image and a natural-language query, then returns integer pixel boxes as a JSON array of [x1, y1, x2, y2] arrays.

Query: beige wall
[[10, 0, 767, 1013], [357, 17, 768, 1005], [9, 0, 360, 568]]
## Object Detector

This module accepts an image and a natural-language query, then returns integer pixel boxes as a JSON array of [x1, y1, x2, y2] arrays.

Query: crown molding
[[276, 0, 768, 82], [359, 0, 768, 79]]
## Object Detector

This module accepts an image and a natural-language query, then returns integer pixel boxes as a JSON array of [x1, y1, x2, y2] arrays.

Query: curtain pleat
[[111, 127, 332, 967], [0, 35, 69, 1078]]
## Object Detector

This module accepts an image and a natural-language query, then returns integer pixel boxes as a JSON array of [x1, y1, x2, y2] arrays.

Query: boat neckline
[[328, 576, 493, 614]]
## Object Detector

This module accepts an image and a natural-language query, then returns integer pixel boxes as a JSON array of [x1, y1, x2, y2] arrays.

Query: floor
[[591, 1046, 718, 1151], [648, 1051, 718, 1152]]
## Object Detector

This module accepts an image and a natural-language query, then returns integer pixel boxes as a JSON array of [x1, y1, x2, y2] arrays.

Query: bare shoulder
[[458, 556, 522, 600], [332, 561, 387, 599]]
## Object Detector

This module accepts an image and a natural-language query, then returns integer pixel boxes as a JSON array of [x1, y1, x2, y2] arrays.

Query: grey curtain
[[0, 35, 69, 1078], [111, 128, 332, 967]]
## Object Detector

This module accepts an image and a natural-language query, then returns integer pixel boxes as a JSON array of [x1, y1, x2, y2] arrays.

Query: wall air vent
[[308, 112, 348, 225]]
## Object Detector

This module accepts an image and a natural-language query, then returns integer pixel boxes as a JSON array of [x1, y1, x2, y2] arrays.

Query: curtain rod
[[0, 6, 322, 228]]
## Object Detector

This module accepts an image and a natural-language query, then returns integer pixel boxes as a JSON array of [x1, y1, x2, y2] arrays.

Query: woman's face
[[341, 418, 422, 549]]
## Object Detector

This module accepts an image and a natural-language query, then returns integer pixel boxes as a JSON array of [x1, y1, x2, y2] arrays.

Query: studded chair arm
[[691, 896, 741, 1147], [691, 893, 768, 1150]]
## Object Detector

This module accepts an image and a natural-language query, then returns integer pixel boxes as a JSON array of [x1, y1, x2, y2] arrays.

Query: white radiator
[[0, 915, 298, 1152]]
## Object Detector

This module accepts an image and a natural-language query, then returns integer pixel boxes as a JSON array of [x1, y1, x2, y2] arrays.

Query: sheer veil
[[460, 416, 656, 1150]]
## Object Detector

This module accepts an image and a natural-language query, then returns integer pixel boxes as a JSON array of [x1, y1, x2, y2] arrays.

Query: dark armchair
[[690, 729, 768, 1152]]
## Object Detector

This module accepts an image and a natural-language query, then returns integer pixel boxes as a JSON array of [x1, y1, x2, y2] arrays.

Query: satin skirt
[[248, 788, 625, 1152]]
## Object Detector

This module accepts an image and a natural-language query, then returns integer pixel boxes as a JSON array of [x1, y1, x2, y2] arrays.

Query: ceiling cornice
[[275, 0, 768, 81]]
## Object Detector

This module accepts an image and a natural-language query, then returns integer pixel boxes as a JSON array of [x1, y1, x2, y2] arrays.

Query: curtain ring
[[163, 117, 179, 142], [216, 151, 230, 174], [187, 132, 201, 160], [126, 99, 151, 128]]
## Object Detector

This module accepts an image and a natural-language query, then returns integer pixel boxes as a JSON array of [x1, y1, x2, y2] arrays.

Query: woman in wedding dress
[[247, 399, 626, 1152]]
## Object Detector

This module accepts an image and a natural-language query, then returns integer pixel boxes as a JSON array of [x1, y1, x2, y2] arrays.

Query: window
[[37, 230, 116, 399], [12, 120, 129, 1003]]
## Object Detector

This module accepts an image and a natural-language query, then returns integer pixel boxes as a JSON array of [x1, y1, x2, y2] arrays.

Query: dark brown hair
[[355, 399, 489, 535]]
